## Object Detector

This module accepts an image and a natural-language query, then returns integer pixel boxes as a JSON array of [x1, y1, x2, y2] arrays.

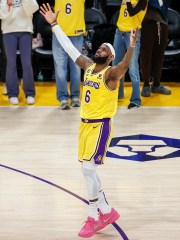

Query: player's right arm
[[40, 3, 94, 70]]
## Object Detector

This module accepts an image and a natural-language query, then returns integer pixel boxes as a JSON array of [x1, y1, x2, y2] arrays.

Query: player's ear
[[109, 54, 114, 62]]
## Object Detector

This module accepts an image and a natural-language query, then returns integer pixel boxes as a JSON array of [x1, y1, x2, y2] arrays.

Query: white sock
[[98, 190, 111, 214], [89, 199, 99, 221]]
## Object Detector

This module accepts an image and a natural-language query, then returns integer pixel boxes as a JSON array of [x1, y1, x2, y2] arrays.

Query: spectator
[[140, 0, 172, 97], [33, 0, 54, 24], [53, 0, 85, 110], [0, 19, 7, 95], [112, 0, 148, 109], [33, 0, 54, 29], [32, 0, 54, 50], [0, 0, 38, 105]]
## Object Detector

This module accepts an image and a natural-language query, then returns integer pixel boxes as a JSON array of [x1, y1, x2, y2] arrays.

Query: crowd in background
[[0, 0, 179, 107]]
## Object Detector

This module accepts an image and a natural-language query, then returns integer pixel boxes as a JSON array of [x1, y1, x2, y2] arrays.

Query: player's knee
[[82, 161, 96, 177]]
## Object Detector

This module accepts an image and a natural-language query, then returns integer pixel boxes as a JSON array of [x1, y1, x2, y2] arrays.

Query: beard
[[91, 55, 108, 64]]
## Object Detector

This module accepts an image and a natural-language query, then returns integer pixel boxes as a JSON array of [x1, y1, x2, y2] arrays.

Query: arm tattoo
[[120, 46, 134, 71], [111, 46, 134, 80], [76, 55, 94, 70]]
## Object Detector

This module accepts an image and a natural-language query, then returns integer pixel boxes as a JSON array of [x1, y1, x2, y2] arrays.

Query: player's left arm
[[106, 27, 138, 89]]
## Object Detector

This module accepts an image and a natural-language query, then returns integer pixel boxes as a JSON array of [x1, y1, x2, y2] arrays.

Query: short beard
[[91, 55, 108, 64]]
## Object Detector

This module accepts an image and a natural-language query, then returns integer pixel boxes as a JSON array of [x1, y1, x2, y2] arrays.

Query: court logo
[[107, 134, 180, 162]]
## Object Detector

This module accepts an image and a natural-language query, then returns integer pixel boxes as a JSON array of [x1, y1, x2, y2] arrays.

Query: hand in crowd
[[130, 27, 138, 48], [40, 3, 59, 25], [7, 0, 12, 6]]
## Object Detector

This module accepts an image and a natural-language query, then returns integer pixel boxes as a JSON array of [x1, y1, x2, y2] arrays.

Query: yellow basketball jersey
[[54, 0, 85, 36], [80, 64, 118, 119], [117, 0, 147, 31]]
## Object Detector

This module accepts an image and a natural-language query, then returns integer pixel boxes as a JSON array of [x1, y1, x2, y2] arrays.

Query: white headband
[[103, 43, 116, 60]]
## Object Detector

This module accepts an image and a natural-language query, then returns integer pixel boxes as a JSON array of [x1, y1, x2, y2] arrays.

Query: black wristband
[[51, 22, 57, 27]]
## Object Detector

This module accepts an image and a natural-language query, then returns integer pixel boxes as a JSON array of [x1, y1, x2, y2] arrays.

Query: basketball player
[[40, 3, 138, 238]]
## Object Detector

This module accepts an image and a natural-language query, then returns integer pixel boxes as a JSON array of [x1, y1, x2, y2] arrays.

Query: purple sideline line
[[0, 163, 129, 240]]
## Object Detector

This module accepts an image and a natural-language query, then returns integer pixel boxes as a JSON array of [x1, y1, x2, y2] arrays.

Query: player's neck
[[93, 63, 109, 74]]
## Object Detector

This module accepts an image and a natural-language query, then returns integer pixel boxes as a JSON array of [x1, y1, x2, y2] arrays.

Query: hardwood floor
[[0, 106, 180, 240]]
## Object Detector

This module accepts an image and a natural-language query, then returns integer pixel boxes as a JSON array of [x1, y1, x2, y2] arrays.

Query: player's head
[[103, 43, 115, 60], [92, 43, 115, 64]]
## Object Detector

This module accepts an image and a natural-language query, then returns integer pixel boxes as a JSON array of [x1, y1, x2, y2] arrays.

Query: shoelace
[[82, 218, 94, 229]]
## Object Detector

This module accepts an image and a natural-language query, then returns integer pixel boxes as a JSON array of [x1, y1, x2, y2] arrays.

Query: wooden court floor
[[0, 83, 180, 240]]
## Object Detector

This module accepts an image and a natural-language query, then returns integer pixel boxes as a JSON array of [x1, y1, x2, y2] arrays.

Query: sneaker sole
[[78, 233, 94, 238], [61, 105, 70, 110], [72, 104, 80, 107], [141, 93, 151, 97], [10, 101, 19, 105], [128, 106, 139, 110], [10, 103, 19, 105], [118, 98, 124, 101], [78, 229, 97, 238], [151, 91, 171, 95], [27, 102, 35, 105]]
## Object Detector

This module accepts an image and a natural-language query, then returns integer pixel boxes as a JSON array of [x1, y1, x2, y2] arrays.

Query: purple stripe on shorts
[[93, 119, 111, 164]]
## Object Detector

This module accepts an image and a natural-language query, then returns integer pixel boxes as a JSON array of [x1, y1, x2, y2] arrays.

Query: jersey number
[[65, 3, 72, 14], [124, 8, 128, 17], [85, 90, 91, 103]]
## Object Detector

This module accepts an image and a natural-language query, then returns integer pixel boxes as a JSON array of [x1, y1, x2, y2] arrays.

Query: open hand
[[130, 27, 138, 48], [7, 0, 12, 6], [40, 3, 59, 25]]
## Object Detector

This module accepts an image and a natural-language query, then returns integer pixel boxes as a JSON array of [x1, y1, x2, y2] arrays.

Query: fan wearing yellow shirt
[[53, 0, 86, 109], [40, 3, 138, 238], [112, 0, 148, 109]]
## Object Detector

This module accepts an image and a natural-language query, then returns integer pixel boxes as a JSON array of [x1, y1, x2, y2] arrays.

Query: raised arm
[[39, 3, 93, 70], [106, 27, 138, 89], [0, 0, 12, 19]]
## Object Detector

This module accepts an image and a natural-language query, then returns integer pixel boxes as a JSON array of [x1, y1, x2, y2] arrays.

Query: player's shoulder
[[103, 66, 114, 83], [105, 66, 115, 79]]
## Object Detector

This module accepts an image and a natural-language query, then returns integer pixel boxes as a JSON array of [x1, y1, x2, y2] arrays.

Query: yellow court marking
[[0, 82, 179, 106]]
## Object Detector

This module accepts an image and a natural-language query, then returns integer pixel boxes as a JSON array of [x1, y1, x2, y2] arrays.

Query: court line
[[0, 163, 129, 240]]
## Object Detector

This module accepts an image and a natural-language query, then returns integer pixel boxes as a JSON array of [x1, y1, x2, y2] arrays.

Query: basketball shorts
[[78, 118, 113, 165]]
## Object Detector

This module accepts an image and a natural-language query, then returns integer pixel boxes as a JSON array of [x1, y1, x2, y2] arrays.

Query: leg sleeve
[[82, 161, 101, 200]]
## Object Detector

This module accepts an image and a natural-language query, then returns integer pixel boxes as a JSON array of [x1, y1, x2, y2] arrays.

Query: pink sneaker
[[78, 217, 102, 238], [97, 208, 120, 231]]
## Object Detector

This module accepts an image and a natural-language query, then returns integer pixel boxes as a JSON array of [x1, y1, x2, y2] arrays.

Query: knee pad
[[82, 162, 99, 200], [82, 161, 97, 177]]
